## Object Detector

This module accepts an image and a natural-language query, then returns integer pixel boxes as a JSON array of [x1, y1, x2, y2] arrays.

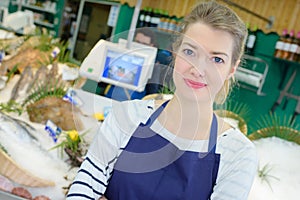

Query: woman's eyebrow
[[182, 42, 198, 49], [210, 51, 229, 58]]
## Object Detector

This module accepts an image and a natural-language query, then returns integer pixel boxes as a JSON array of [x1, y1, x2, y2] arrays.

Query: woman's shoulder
[[217, 128, 257, 155], [115, 99, 155, 116], [99, 99, 156, 146], [107, 99, 155, 127]]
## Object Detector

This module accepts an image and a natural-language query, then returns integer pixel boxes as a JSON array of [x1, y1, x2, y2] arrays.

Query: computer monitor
[[118, 38, 157, 79], [79, 39, 154, 92]]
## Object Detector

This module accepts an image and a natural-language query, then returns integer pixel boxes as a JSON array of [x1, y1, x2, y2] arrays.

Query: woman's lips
[[184, 79, 207, 89]]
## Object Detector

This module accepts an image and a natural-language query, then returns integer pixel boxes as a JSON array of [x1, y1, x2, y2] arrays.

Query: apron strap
[[143, 100, 170, 126], [207, 114, 218, 153]]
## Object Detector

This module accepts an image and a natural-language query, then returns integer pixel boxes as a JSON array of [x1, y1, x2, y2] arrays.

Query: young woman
[[67, 1, 258, 200]]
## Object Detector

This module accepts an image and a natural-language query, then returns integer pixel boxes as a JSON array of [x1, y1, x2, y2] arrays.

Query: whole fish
[[0, 61, 8, 90], [0, 75, 7, 90], [10, 66, 34, 103], [26, 65, 49, 93], [0, 111, 37, 144]]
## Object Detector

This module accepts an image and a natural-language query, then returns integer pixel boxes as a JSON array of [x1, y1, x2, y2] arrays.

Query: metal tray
[[0, 190, 26, 200]]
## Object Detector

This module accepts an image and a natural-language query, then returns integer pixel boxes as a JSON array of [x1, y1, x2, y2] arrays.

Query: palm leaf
[[22, 78, 68, 106], [224, 100, 252, 122], [258, 163, 280, 191], [248, 112, 300, 144], [214, 100, 252, 135]]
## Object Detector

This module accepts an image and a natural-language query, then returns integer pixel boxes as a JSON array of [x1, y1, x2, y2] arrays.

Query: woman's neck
[[157, 96, 214, 140]]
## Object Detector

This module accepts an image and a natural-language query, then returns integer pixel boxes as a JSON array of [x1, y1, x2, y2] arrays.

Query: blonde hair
[[173, 1, 247, 104]]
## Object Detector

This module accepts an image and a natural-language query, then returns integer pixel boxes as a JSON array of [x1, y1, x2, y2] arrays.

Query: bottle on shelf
[[144, 7, 153, 27], [281, 30, 294, 60], [150, 9, 160, 27], [274, 29, 288, 58], [244, 23, 250, 51], [157, 10, 164, 30], [288, 30, 299, 61], [295, 31, 300, 62], [163, 11, 171, 31], [157, 10, 169, 31], [245, 24, 257, 55], [137, 8, 146, 28], [176, 19, 182, 32], [167, 16, 177, 32]]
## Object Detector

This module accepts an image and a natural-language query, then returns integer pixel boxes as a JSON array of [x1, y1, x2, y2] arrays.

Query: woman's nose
[[190, 66, 206, 77], [190, 62, 206, 77]]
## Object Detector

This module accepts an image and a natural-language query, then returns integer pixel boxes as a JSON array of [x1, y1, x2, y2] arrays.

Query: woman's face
[[173, 22, 238, 103]]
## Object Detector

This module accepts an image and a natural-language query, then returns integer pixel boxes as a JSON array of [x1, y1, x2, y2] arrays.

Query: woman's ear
[[227, 59, 240, 80]]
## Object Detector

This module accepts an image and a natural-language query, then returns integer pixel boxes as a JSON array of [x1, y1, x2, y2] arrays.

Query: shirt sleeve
[[66, 100, 154, 200], [210, 131, 258, 200], [66, 110, 123, 200]]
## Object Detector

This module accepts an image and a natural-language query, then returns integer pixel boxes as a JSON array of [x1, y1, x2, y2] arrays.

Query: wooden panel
[[119, 0, 300, 34]]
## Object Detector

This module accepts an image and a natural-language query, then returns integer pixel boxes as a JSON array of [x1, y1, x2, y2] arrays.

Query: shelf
[[22, 4, 57, 14], [9, 0, 64, 37], [34, 20, 54, 28]]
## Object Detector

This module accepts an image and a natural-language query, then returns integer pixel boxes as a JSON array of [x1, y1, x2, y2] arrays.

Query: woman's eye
[[183, 49, 195, 56], [212, 57, 224, 64]]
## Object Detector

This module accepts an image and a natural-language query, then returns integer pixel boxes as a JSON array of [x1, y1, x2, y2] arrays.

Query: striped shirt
[[67, 99, 258, 200]]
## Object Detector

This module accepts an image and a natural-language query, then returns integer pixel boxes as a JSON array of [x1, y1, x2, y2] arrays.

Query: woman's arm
[[66, 100, 153, 199], [66, 112, 121, 199], [211, 132, 258, 200]]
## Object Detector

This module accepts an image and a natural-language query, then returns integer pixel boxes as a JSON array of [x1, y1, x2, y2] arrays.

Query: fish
[[0, 61, 8, 90], [26, 65, 49, 93], [10, 66, 34, 103], [0, 75, 7, 90], [0, 111, 37, 143], [0, 62, 7, 76], [0, 174, 14, 192]]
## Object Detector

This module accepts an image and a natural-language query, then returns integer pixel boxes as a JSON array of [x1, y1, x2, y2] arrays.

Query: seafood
[[0, 75, 7, 90], [0, 64, 6, 76], [0, 174, 14, 192], [0, 111, 38, 143], [0, 111, 69, 188], [11, 187, 32, 199], [0, 59, 8, 90], [26, 65, 49, 93], [10, 66, 34, 103], [26, 96, 83, 131], [33, 195, 51, 200], [2, 40, 50, 71]]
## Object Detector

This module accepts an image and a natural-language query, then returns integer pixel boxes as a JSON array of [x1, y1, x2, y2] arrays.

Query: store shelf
[[21, 4, 57, 14], [9, 0, 64, 37], [34, 20, 54, 28]]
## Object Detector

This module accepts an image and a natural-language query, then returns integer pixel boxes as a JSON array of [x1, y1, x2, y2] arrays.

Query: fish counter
[[0, 73, 116, 199]]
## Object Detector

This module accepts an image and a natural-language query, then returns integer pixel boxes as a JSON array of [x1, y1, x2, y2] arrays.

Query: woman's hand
[[99, 196, 108, 200]]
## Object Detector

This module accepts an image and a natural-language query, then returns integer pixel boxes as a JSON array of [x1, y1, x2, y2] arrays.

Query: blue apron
[[105, 101, 220, 200]]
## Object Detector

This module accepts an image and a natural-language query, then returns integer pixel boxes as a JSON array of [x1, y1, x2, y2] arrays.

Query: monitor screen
[[118, 38, 157, 79], [102, 49, 144, 87]]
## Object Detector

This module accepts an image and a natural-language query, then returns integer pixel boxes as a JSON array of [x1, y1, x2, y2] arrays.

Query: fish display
[[0, 111, 69, 191]]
